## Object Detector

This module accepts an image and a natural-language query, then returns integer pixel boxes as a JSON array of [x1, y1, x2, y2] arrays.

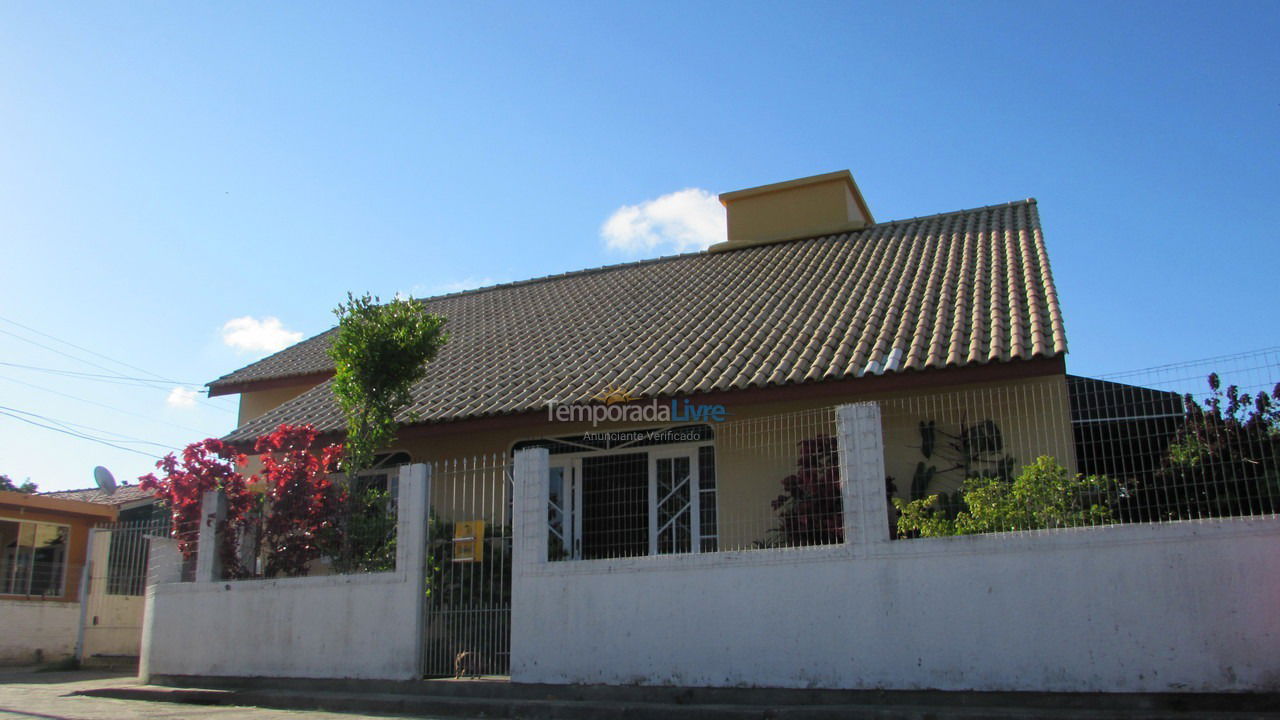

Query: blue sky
[[1, 1, 1277, 491]]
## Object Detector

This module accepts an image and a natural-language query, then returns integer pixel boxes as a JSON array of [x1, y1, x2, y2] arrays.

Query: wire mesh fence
[[882, 349, 1280, 539], [534, 407, 843, 562], [422, 454, 512, 678], [220, 474, 399, 580], [139, 471, 402, 582]]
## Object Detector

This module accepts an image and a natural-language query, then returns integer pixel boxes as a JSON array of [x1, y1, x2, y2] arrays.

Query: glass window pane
[[30, 524, 67, 597], [548, 467, 567, 561], [581, 453, 648, 559], [0, 520, 20, 594]]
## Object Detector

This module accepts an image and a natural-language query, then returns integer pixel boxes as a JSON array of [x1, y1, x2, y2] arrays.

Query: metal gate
[[422, 455, 513, 677], [79, 518, 168, 664]]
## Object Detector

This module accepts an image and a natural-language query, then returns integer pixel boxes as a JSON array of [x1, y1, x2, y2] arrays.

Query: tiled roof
[[218, 199, 1067, 441], [41, 485, 158, 506]]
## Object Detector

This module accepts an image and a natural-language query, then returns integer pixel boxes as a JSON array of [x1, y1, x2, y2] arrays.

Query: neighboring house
[[42, 484, 165, 525], [0, 491, 116, 665], [38, 484, 166, 666], [208, 170, 1073, 556]]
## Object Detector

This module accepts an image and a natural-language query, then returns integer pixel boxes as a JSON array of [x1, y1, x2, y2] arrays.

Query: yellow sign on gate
[[452, 520, 485, 563]]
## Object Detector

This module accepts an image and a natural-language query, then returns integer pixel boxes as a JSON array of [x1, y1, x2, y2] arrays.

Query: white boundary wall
[[511, 404, 1280, 692], [0, 600, 79, 665], [140, 463, 430, 681]]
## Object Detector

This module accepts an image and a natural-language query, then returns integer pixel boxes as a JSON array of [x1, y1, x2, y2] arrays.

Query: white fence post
[[836, 402, 889, 547], [139, 534, 179, 683], [74, 528, 106, 664], [512, 448, 550, 574], [397, 462, 430, 676], [195, 490, 226, 583], [510, 447, 548, 682], [397, 463, 430, 575]]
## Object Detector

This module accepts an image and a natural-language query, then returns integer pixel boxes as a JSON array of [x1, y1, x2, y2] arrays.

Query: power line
[[0, 374, 216, 436], [0, 329, 234, 414], [0, 360, 203, 387], [0, 315, 186, 384], [0, 406, 164, 459], [0, 404, 177, 450]]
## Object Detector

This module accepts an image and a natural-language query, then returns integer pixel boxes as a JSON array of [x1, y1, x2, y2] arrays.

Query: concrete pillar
[[396, 462, 430, 676], [512, 447, 549, 575], [836, 402, 889, 547], [195, 490, 226, 583], [396, 463, 430, 575], [510, 447, 548, 682], [74, 528, 109, 663], [139, 534, 179, 683]]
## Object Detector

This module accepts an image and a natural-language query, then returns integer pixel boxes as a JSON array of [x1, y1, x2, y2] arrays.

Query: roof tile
[[217, 199, 1068, 442]]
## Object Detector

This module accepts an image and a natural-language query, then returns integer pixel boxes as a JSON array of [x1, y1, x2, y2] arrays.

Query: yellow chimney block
[[711, 170, 874, 252]]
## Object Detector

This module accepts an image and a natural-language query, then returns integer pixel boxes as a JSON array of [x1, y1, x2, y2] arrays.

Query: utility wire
[[0, 315, 188, 384], [0, 360, 204, 387], [0, 373, 211, 437], [0, 406, 163, 459], [0, 328, 234, 414], [0, 404, 178, 450]]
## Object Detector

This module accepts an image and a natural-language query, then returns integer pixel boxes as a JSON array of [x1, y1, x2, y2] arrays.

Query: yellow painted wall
[[237, 384, 318, 427]]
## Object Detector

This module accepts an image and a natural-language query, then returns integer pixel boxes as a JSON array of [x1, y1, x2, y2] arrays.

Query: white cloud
[[601, 188, 726, 254], [166, 387, 198, 408], [220, 316, 303, 354]]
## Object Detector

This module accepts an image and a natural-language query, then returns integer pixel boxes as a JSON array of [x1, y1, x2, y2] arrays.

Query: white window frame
[[543, 437, 715, 560]]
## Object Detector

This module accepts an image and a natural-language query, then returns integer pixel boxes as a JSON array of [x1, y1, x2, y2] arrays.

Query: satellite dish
[[93, 466, 117, 494]]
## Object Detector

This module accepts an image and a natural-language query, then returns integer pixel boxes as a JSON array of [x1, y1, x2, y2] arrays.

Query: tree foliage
[[0, 475, 38, 493], [1133, 373, 1280, 520], [328, 293, 448, 476], [893, 456, 1112, 538]]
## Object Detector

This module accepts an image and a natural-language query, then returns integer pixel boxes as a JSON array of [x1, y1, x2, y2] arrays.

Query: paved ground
[[0, 669, 427, 720]]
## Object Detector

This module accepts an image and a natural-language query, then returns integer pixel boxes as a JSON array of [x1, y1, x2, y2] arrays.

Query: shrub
[[893, 456, 1112, 538]]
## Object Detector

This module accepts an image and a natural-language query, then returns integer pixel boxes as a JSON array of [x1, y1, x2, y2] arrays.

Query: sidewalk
[[8, 669, 1280, 720], [0, 669, 427, 720]]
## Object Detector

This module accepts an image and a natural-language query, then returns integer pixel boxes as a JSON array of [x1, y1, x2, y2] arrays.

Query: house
[[208, 170, 1073, 555], [0, 490, 116, 665], [140, 170, 1280, 692], [42, 484, 165, 525]]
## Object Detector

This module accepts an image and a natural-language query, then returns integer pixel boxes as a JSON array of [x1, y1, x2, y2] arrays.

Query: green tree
[[0, 475, 38, 493], [893, 456, 1112, 538], [328, 292, 448, 476]]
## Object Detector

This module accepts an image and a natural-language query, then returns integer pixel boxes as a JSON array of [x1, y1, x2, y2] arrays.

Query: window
[[516, 426, 717, 560], [0, 518, 69, 597]]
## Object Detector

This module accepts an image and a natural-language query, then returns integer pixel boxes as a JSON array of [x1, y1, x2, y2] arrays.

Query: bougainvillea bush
[[255, 424, 345, 577], [768, 435, 844, 546], [139, 439, 253, 577], [140, 424, 346, 579]]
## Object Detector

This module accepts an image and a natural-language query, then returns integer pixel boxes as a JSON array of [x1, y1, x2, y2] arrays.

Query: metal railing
[[422, 454, 513, 678], [883, 348, 1280, 539]]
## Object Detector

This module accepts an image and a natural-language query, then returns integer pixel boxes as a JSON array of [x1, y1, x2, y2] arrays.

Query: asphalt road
[[0, 669, 430, 720]]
